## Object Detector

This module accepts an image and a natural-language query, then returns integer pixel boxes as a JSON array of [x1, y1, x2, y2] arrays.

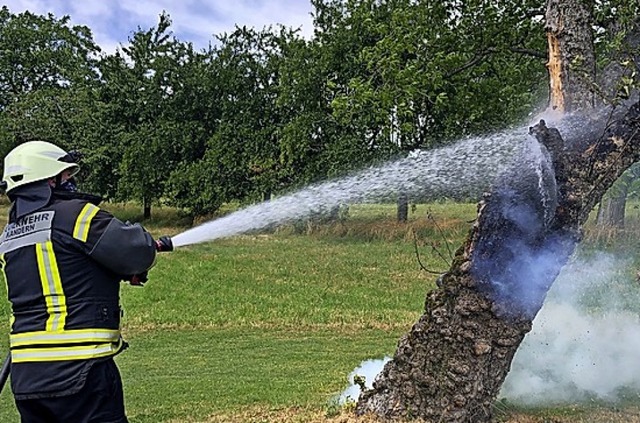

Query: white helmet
[[2, 141, 80, 194]]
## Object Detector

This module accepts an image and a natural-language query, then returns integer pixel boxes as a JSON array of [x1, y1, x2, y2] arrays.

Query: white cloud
[[3, 0, 314, 54]]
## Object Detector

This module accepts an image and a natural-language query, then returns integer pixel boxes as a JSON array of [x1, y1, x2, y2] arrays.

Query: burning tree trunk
[[356, 1, 640, 421], [356, 108, 640, 422]]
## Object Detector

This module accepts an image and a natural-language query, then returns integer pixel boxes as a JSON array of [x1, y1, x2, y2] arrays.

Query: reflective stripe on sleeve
[[73, 204, 100, 242], [11, 338, 123, 363], [36, 241, 67, 331], [10, 328, 121, 348]]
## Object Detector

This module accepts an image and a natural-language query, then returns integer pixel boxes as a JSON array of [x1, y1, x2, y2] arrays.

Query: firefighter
[[0, 140, 169, 423]]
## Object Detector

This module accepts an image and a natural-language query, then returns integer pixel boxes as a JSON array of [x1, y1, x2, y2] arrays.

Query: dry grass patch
[[168, 406, 423, 423], [164, 406, 640, 423]]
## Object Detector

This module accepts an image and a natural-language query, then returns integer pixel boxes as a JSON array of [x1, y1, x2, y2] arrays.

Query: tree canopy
[[0, 1, 634, 219]]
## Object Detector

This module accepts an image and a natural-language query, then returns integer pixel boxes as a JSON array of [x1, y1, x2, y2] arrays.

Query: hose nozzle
[[155, 236, 173, 252]]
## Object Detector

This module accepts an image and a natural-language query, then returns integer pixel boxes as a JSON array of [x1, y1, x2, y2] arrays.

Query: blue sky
[[4, 1, 315, 54]]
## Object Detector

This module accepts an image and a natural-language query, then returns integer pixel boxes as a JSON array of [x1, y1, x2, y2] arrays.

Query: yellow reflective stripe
[[73, 204, 99, 242], [10, 329, 120, 348], [36, 241, 66, 331], [11, 339, 123, 363]]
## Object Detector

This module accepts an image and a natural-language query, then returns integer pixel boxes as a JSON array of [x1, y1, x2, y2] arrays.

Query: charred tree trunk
[[355, 1, 640, 421], [356, 103, 640, 423]]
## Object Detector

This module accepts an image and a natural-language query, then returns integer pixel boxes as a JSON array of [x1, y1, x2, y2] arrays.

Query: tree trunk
[[596, 165, 640, 228], [143, 197, 151, 219], [355, 1, 640, 421], [545, 0, 596, 113], [356, 103, 640, 423], [592, 16, 640, 228], [597, 189, 628, 228], [397, 192, 409, 223]]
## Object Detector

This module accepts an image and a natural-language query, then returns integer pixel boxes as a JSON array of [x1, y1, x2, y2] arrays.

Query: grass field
[[0, 201, 640, 422]]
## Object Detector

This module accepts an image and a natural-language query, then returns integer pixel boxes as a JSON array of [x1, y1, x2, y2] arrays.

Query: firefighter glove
[[156, 236, 173, 252], [129, 271, 149, 286]]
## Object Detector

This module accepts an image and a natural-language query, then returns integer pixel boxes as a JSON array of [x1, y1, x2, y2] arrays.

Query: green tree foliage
[[168, 26, 299, 216], [0, 6, 100, 107], [311, 0, 396, 171], [98, 13, 194, 217], [1, 2, 636, 220], [314, 0, 548, 159], [276, 33, 339, 185], [0, 6, 101, 158]]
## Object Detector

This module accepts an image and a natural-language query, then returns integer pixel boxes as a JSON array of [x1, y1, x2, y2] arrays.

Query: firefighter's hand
[[129, 271, 149, 286], [156, 236, 173, 252]]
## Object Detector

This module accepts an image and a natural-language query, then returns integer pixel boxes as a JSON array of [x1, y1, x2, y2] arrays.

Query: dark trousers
[[15, 359, 128, 423]]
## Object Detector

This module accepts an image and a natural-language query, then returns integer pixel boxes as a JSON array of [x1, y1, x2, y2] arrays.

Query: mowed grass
[[1, 200, 639, 422]]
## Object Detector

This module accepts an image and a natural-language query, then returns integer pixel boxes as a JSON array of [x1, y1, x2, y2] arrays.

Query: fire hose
[[0, 235, 174, 395], [0, 351, 9, 395]]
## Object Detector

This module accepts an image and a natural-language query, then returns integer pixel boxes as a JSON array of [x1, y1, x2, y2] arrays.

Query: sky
[[4, 1, 315, 54]]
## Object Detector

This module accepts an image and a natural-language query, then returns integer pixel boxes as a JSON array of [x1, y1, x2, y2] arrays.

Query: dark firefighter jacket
[[0, 196, 156, 399]]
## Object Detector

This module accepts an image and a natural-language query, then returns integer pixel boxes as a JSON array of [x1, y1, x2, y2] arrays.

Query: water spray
[[170, 126, 548, 248]]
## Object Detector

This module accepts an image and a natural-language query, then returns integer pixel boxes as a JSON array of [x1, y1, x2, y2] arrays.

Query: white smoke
[[336, 357, 392, 404], [338, 252, 640, 405], [501, 251, 640, 404]]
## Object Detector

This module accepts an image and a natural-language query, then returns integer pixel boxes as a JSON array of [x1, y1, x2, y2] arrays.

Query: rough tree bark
[[596, 180, 628, 228], [356, 108, 640, 422], [355, 1, 640, 421], [546, 0, 596, 112]]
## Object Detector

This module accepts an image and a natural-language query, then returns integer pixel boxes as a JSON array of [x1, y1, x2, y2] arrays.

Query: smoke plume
[[500, 251, 640, 404], [338, 252, 640, 406]]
